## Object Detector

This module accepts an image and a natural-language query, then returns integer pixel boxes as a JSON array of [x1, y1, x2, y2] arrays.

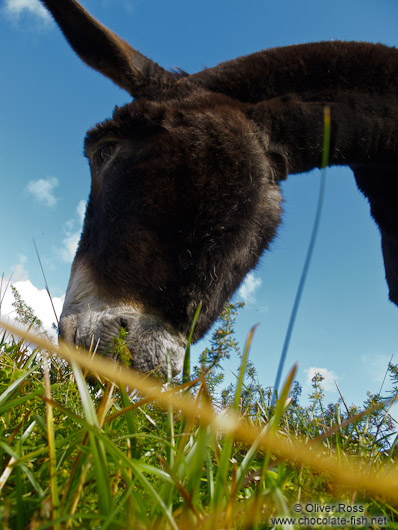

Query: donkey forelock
[[40, 0, 398, 377]]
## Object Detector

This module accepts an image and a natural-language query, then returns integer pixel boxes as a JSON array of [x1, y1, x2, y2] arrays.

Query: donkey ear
[[189, 41, 398, 105], [40, 0, 176, 98], [226, 41, 398, 174]]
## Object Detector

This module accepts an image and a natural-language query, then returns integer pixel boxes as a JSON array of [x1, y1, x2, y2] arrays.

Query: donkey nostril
[[120, 318, 129, 331]]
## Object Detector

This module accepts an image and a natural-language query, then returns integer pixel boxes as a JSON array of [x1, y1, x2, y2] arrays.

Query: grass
[[0, 299, 398, 529]]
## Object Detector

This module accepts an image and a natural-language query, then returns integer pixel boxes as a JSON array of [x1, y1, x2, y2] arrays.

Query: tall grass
[[0, 299, 397, 528]]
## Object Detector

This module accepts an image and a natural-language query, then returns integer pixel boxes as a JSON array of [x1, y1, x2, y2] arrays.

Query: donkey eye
[[100, 143, 116, 162], [92, 142, 118, 172]]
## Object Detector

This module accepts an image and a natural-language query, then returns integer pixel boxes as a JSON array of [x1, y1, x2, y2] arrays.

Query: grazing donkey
[[40, 0, 398, 377]]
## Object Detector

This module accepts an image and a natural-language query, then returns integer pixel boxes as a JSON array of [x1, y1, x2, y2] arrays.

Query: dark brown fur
[[40, 0, 398, 373], [78, 94, 283, 338]]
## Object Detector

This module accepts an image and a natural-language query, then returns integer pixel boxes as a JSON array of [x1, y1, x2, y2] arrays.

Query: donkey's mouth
[[59, 308, 186, 378]]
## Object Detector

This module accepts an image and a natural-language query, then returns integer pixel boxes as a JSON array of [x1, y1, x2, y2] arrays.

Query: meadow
[[0, 289, 397, 529]]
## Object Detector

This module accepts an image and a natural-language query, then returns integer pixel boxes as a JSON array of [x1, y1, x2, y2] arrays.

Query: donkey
[[40, 0, 398, 377]]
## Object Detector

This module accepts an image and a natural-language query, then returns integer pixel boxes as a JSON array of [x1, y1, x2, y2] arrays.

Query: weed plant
[[0, 291, 398, 529]]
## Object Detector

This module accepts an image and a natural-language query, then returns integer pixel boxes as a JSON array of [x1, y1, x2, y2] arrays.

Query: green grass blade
[[0, 363, 40, 408], [15, 464, 25, 530], [47, 395, 179, 529], [272, 363, 297, 430], [205, 441, 215, 502], [212, 326, 257, 508], [233, 325, 258, 410], [99, 479, 144, 530], [119, 385, 137, 459], [166, 351, 175, 470], [186, 424, 210, 506], [0, 441, 45, 497], [43, 354, 60, 527], [71, 361, 112, 515], [235, 364, 297, 492], [273, 106, 331, 404], [182, 301, 202, 384], [0, 389, 45, 415]]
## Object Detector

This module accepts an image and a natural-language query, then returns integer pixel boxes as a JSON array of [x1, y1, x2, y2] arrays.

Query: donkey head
[[41, 0, 398, 376], [61, 94, 284, 375]]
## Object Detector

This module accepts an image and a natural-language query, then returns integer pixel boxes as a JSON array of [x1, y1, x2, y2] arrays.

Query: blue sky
[[1, 0, 397, 408]]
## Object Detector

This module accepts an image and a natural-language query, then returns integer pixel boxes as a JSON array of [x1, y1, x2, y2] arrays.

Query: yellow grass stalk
[[42, 352, 60, 528], [1, 318, 398, 503]]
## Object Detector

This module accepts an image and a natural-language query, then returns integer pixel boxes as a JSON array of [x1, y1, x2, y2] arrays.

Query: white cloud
[[304, 366, 338, 392], [0, 279, 64, 338], [26, 176, 59, 208], [0, 258, 64, 338], [238, 271, 262, 304], [361, 353, 393, 387], [57, 200, 86, 263], [76, 200, 86, 225], [4, 0, 50, 21], [12, 254, 29, 281], [102, 0, 141, 13], [60, 231, 80, 263]]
